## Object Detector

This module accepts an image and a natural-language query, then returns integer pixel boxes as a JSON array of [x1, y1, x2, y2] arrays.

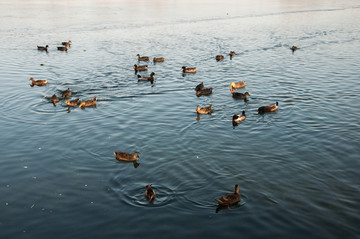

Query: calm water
[[0, 0, 360, 238]]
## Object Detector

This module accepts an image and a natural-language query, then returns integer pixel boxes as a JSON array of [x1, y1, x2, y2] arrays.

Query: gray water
[[0, 0, 360, 238]]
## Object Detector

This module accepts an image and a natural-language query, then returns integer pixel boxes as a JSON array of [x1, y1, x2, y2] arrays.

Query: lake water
[[0, 0, 359, 238]]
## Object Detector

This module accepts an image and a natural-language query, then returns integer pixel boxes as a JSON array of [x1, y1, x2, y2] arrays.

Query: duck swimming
[[62, 40, 71, 47], [196, 104, 212, 114], [195, 82, 204, 92], [57, 46, 68, 51], [196, 88, 213, 97], [182, 66, 197, 73], [37, 45, 49, 51], [29, 77, 47, 87], [137, 54, 149, 61], [216, 55, 224, 61], [229, 51, 237, 56], [62, 88, 71, 98], [153, 57, 165, 63], [133, 64, 148, 72], [216, 184, 241, 209], [138, 72, 156, 82], [232, 92, 250, 99], [291, 45, 298, 52], [230, 81, 245, 91], [258, 102, 278, 113], [65, 98, 79, 107], [49, 94, 59, 106], [232, 111, 246, 124], [114, 151, 139, 162], [79, 97, 97, 108], [144, 185, 156, 202]]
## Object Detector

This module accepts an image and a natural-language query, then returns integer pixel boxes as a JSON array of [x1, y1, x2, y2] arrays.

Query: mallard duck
[[196, 88, 213, 97], [62, 40, 71, 47], [196, 104, 212, 114], [291, 45, 298, 52], [37, 45, 49, 51], [229, 51, 237, 56], [138, 72, 156, 82], [113, 151, 139, 162], [49, 94, 59, 106], [216, 55, 224, 61], [232, 92, 250, 99], [216, 184, 241, 209], [62, 88, 71, 98], [195, 82, 204, 91], [181, 66, 197, 73], [144, 185, 156, 202], [133, 64, 148, 72], [230, 81, 245, 91], [57, 46, 68, 51], [258, 102, 278, 113], [153, 57, 165, 63], [29, 77, 47, 86], [137, 54, 149, 61], [233, 111, 246, 123], [65, 98, 79, 106], [79, 97, 97, 108]]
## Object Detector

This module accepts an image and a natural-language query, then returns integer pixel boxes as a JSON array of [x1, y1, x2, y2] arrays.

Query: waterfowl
[[196, 104, 212, 114], [216, 184, 241, 209], [79, 97, 97, 108], [229, 51, 237, 56], [291, 45, 298, 52], [137, 54, 149, 61], [230, 81, 245, 91], [232, 92, 250, 99], [57, 46, 68, 51], [258, 102, 278, 113], [195, 82, 204, 91], [113, 151, 139, 162], [144, 185, 156, 202], [181, 66, 197, 73], [216, 55, 224, 61], [153, 57, 165, 63], [133, 64, 148, 72], [49, 94, 59, 106], [62, 40, 71, 47], [196, 88, 213, 97], [29, 77, 47, 86], [62, 88, 71, 98], [233, 111, 246, 123], [37, 45, 49, 51], [65, 98, 79, 107], [138, 72, 156, 82]]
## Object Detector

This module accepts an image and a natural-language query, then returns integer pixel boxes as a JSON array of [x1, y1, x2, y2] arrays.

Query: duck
[[29, 77, 47, 86], [37, 45, 49, 51], [138, 72, 156, 82], [230, 81, 245, 91], [196, 88, 213, 97], [232, 92, 250, 99], [65, 98, 79, 107], [153, 57, 165, 63], [216, 55, 224, 61], [113, 151, 139, 162], [79, 97, 97, 108], [195, 82, 204, 91], [233, 111, 246, 123], [49, 94, 59, 106], [216, 184, 241, 209], [57, 46, 68, 51], [229, 51, 237, 56], [62, 88, 71, 98], [133, 64, 148, 72], [62, 40, 71, 47], [181, 66, 197, 73], [196, 104, 212, 114], [291, 45, 298, 52], [137, 54, 149, 61], [144, 185, 156, 202], [258, 102, 278, 113]]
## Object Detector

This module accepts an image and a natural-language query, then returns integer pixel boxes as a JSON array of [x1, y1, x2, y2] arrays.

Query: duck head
[[133, 152, 140, 159], [133, 64, 138, 69], [234, 184, 239, 194], [150, 72, 156, 77]]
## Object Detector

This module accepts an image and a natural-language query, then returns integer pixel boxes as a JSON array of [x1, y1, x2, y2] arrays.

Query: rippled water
[[1, 0, 360, 238]]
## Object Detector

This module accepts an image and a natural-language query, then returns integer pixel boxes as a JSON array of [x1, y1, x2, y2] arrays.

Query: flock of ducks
[[32, 41, 298, 208]]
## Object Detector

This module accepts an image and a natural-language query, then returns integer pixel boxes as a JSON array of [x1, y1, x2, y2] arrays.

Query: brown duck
[[137, 54, 149, 61], [258, 102, 278, 113], [62, 88, 71, 98], [232, 92, 250, 99], [49, 94, 59, 106], [114, 151, 139, 162], [79, 97, 97, 108], [57, 46, 68, 51], [233, 111, 246, 123], [65, 98, 80, 106], [291, 45, 298, 52], [216, 55, 224, 61], [230, 81, 245, 91], [133, 64, 148, 72], [195, 82, 204, 91], [196, 88, 213, 97], [153, 57, 165, 63], [196, 104, 212, 114], [37, 45, 49, 51], [216, 184, 241, 209], [229, 51, 237, 56], [182, 66, 197, 73], [62, 40, 71, 47], [138, 72, 156, 82], [144, 185, 156, 202], [29, 77, 47, 87]]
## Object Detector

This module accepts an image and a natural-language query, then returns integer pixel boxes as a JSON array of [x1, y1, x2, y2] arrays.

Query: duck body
[[182, 66, 197, 73], [196, 104, 212, 114], [138, 72, 156, 82], [196, 88, 213, 97], [258, 102, 278, 113], [153, 57, 165, 63], [144, 185, 156, 202], [79, 97, 97, 108], [232, 92, 250, 99], [195, 82, 204, 92], [29, 77, 47, 86], [114, 151, 139, 162], [137, 54, 149, 61], [57, 46, 68, 51], [229, 51, 237, 56], [62, 40, 71, 47], [216, 184, 241, 208], [49, 94, 59, 106], [216, 55, 224, 61], [134, 64, 148, 72], [230, 81, 246, 90], [62, 88, 71, 98], [233, 111, 246, 123], [291, 45, 298, 52], [37, 45, 49, 51], [65, 98, 80, 107]]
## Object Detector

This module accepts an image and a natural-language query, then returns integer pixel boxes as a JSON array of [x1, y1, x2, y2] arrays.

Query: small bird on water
[[144, 185, 156, 202]]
